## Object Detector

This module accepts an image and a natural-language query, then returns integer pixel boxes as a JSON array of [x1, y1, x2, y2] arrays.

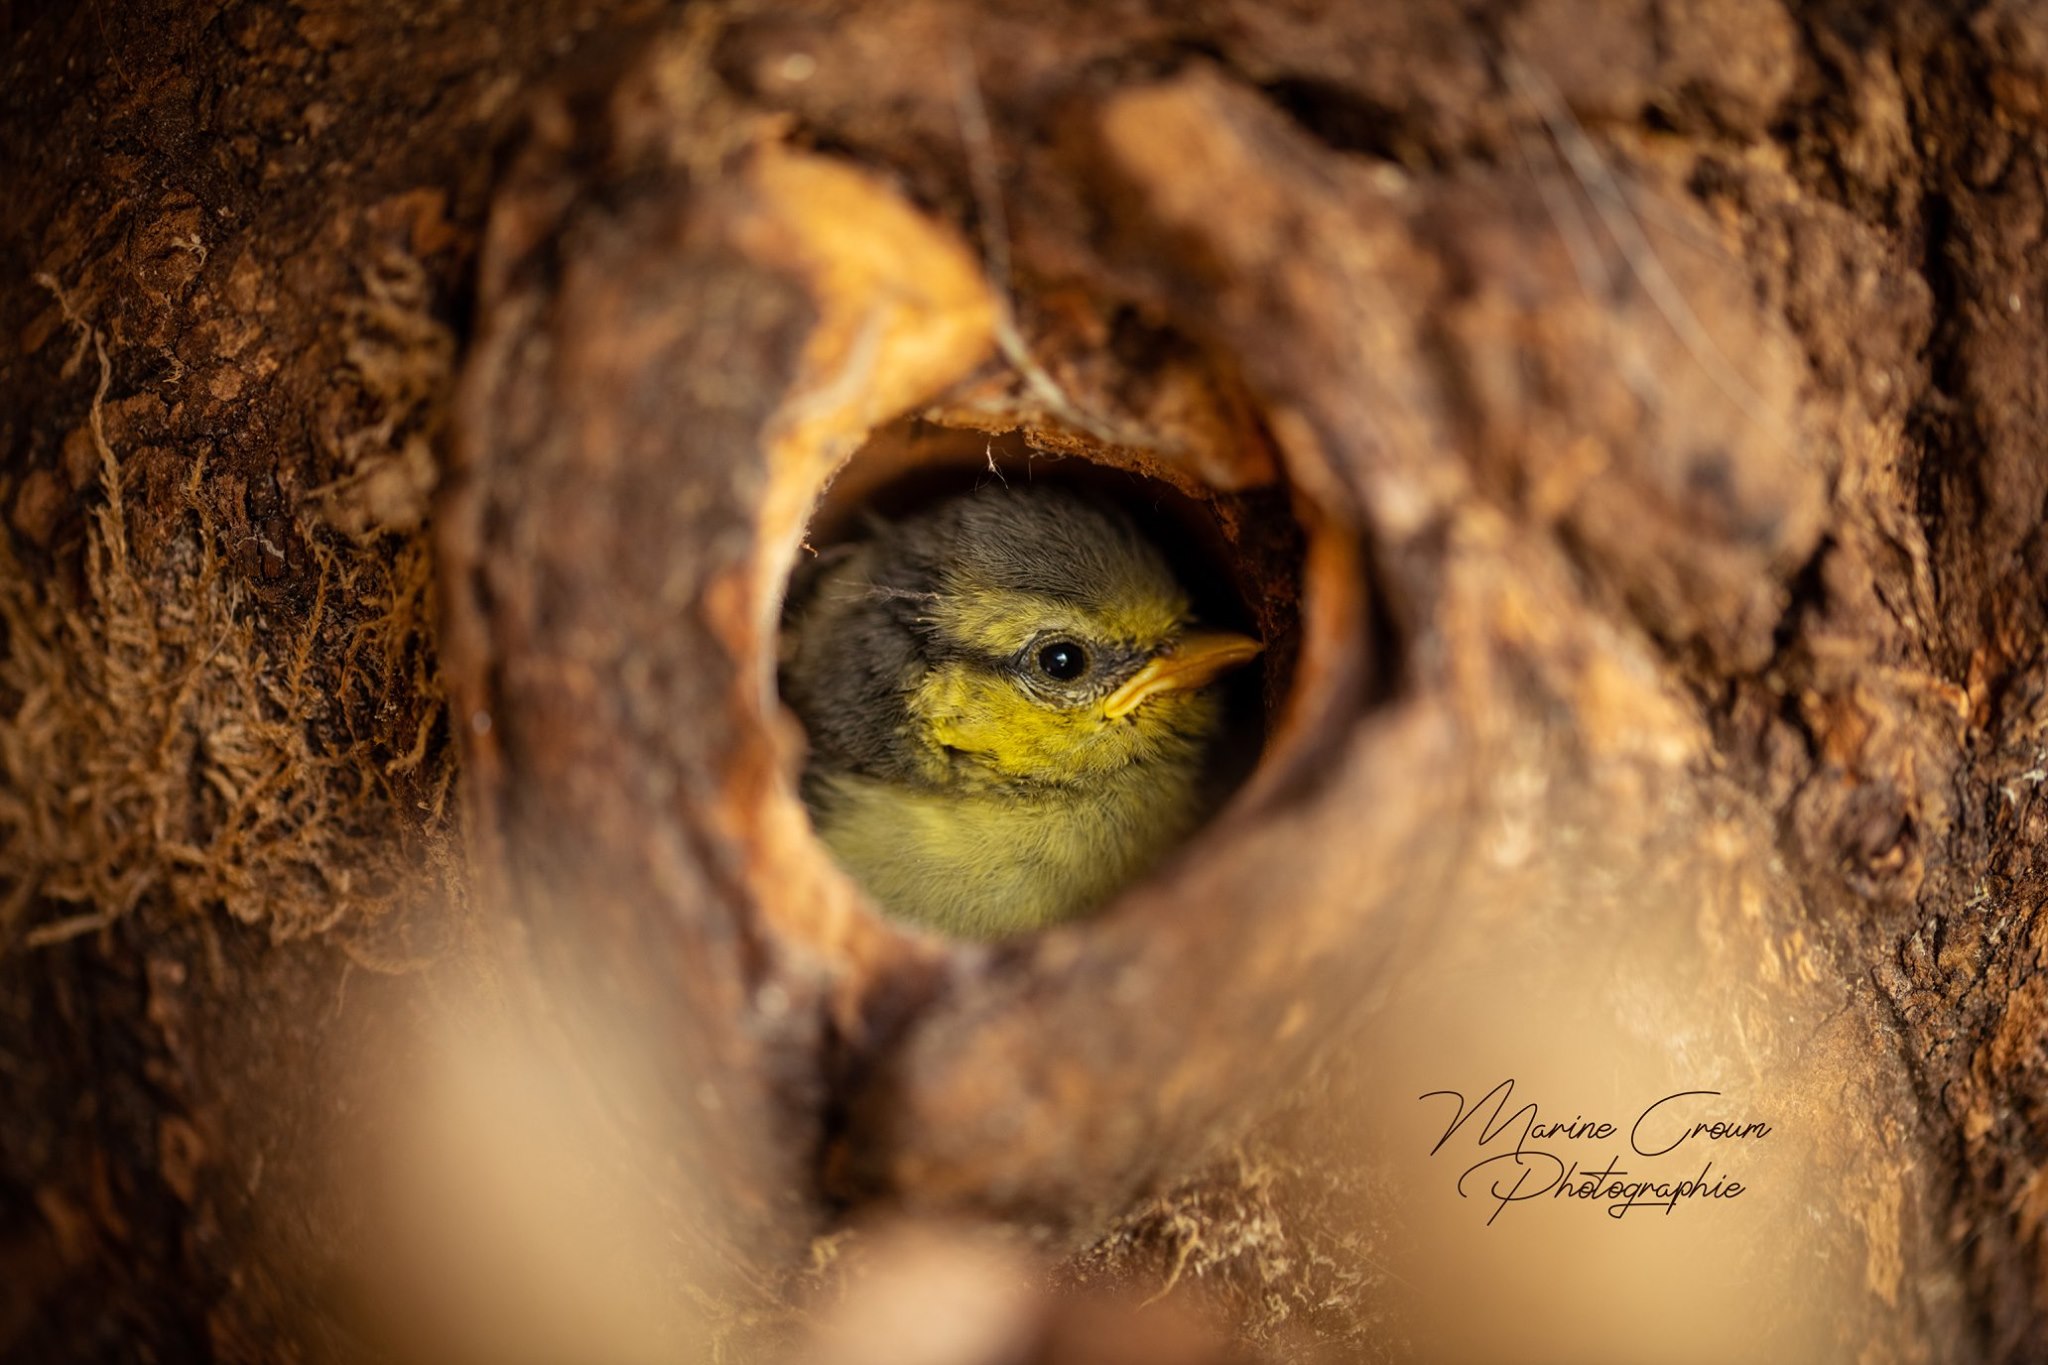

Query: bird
[[779, 482, 1262, 939]]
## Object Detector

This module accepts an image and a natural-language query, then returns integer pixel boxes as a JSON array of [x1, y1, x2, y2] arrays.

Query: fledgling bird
[[779, 483, 1261, 939]]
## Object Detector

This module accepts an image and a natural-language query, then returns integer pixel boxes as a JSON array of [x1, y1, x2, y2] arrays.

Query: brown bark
[[3, 1, 2046, 1362]]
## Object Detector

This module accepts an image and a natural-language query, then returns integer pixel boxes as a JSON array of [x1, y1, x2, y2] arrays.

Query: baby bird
[[779, 483, 1260, 939]]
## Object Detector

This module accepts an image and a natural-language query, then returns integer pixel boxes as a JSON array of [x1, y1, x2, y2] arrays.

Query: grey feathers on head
[[914, 484, 1179, 609], [778, 483, 1177, 782]]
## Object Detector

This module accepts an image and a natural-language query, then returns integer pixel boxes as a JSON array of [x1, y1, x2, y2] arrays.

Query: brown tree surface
[[2, 2, 2045, 1362]]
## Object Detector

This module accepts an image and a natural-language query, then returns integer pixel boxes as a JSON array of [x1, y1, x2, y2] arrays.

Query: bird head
[[881, 486, 1262, 789]]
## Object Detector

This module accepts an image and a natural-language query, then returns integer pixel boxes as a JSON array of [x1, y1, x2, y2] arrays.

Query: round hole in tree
[[777, 417, 1308, 941]]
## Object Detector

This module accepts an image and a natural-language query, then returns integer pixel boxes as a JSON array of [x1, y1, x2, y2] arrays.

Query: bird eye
[[1035, 640, 1090, 682]]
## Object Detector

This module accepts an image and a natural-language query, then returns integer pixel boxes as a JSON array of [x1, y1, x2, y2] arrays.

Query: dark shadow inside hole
[[785, 420, 1305, 912]]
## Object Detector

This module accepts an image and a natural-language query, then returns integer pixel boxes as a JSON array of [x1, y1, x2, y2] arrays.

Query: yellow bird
[[779, 483, 1261, 939]]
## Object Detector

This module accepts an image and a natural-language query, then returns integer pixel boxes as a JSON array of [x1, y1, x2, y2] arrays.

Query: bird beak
[[1103, 631, 1264, 719]]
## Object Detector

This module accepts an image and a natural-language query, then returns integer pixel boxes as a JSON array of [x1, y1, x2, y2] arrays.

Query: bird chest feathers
[[808, 763, 1208, 938]]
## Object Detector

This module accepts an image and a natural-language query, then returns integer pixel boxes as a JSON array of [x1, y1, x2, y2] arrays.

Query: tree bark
[[3, 2, 2045, 1362]]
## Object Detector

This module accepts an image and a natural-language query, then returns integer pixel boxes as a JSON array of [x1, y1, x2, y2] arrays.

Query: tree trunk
[[3, 2, 2044, 1361]]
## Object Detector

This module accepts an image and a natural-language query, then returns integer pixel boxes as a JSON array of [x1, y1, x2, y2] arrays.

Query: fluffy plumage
[[779, 483, 1257, 938]]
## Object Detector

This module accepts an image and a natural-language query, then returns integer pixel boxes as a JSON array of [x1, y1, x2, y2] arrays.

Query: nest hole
[[777, 415, 1316, 938]]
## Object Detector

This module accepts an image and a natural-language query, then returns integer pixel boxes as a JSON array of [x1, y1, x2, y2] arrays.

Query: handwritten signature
[[1418, 1079, 1769, 1224]]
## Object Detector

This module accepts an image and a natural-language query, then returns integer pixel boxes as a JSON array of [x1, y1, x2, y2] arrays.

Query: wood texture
[[3, 2, 2046, 1361]]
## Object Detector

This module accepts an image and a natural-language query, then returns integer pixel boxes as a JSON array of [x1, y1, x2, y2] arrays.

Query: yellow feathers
[[779, 484, 1260, 938], [908, 649, 1219, 786]]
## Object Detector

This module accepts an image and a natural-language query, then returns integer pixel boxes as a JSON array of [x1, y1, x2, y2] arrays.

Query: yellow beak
[[1103, 630, 1264, 719]]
